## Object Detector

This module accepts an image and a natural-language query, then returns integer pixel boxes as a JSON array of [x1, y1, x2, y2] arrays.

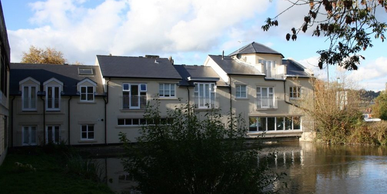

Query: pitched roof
[[208, 55, 264, 76], [282, 59, 312, 77], [97, 55, 181, 79], [10, 63, 104, 96], [229, 42, 284, 58], [174, 65, 226, 86]]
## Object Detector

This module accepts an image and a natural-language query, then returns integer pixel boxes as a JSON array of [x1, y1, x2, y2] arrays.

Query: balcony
[[193, 96, 219, 109], [257, 63, 286, 79], [256, 97, 277, 109], [123, 95, 147, 110]]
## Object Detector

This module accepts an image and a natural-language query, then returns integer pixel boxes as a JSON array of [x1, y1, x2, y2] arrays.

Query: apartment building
[[0, 1, 10, 164], [10, 64, 106, 146], [9, 42, 314, 146]]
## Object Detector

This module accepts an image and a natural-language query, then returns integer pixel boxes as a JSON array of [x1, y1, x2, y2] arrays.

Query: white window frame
[[46, 125, 60, 144], [159, 83, 176, 98], [123, 83, 147, 109], [22, 126, 37, 146], [117, 118, 147, 126], [22, 85, 38, 111], [257, 86, 275, 108], [80, 86, 95, 102], [236, 84, 247, 98], [259, 59, 275, 78], [289, 86, 302, 99], [80, 124, 94, 140], [46, 85, 61, 111], [249, 116, 302, 132], [194, 82, 216, 109]]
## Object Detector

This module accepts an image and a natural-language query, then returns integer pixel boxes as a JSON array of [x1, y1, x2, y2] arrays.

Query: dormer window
[[23, 86, 37, 111], [46, 86, 60, 111], [258, 59, 275, 78], [20, 77, 40, 111], [77, 78, 97, 103], [80, 86, 94, 101], [44, 78, 63, 111]]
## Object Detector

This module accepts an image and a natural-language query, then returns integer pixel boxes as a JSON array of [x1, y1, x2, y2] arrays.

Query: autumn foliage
[[21, 46, 66, 64]]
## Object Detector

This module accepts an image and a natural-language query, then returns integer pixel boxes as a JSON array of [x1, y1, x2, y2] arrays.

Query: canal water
[[97, 141, 387, 193]]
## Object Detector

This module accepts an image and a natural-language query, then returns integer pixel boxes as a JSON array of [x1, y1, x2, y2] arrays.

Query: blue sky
[[2, 0, 387, 91]]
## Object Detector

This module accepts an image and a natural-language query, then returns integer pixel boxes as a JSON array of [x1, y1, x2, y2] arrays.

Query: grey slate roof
[[209, 55, 264, 76], [174, 65, 227, 87], [97, 55, 181, 79], [229, 42, 284, 58], [282, 59, 311, 77], [10, 63, 104, 96]]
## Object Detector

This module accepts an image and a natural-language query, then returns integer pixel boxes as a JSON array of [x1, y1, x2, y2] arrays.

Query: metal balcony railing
[[193, 96, 219, 109], [123, 95, 147, 110], [256, 97, 277, 109]]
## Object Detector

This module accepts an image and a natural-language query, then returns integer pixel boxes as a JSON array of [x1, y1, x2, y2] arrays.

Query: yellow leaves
[[21, 46, 66, 64]]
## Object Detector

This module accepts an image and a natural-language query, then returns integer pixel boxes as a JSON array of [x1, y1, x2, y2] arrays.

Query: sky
[[2, 0, 387, 91]]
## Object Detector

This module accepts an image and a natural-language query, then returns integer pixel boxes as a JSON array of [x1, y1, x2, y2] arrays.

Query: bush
[[120, 102, 282, 194]]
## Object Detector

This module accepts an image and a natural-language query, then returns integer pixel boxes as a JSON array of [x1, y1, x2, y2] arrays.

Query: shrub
[[120, 102, 282, 194]]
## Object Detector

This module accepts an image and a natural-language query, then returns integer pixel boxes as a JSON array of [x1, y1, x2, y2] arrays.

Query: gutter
[[67, 96, 72, 145], [103, 79, 110, 145], [40, 95, 46, 145], [229, 77, 233, 129], [10, 95, 15, 147]]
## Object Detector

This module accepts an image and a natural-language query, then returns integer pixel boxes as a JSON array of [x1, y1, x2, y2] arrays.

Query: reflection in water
[[99, 141, 387, 194]]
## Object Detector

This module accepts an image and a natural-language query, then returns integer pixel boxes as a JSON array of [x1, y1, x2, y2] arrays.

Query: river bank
[[0, 146, 114, 194]]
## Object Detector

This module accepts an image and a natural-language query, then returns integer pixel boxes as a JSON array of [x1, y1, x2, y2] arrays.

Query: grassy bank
[[0, 146, 114, 194]]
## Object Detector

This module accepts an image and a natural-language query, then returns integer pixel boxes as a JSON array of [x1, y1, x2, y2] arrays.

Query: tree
[[297, 79, 363, 144], [21, 46, 66, 64], [262, 0, 387, 70], [372, 91, 387, 120], [119, 102, 282, 194]]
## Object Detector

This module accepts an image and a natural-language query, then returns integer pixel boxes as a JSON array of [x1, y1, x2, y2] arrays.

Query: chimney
[[168, 56, 174, 65], [222, 50, 224, 60], [145, 55, 159, 59]]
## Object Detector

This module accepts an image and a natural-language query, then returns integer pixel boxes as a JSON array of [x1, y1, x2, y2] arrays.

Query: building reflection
[[98, 141, 387, 194]]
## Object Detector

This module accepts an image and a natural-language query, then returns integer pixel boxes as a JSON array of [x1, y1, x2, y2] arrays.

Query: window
[[290, 86, 301, 99], [80, 86, 94, 102], [22, 85, 37, 111], [236, 85, 247, 98], [0, 56, 7, 96], [194, 83, 216, 108], [159, 83, 176, 98], [46, 125, 60, 144], [123, 83, 147, 109], [46, 86, 61, 111], [118, 118, 147, 126], [78, 68, 94, 75], [259, 59, 275, 78], [22, 126, 37, 146], [256, 87, 275, 108], [81, 124, 94, 140], [249, 116, 301, 132]]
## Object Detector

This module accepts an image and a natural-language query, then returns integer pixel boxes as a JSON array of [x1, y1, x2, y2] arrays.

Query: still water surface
[[99, 141, 387, 193]]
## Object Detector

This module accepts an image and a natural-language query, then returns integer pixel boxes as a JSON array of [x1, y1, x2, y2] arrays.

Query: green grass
[[0, 148, 114, 194]]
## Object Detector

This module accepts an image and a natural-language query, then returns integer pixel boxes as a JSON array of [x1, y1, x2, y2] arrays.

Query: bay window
[[249, 116, 301, 132]]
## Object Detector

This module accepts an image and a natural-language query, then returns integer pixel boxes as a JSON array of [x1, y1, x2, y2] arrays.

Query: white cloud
[[347, 57, 387, 91], [8, 0, 271, 64]]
